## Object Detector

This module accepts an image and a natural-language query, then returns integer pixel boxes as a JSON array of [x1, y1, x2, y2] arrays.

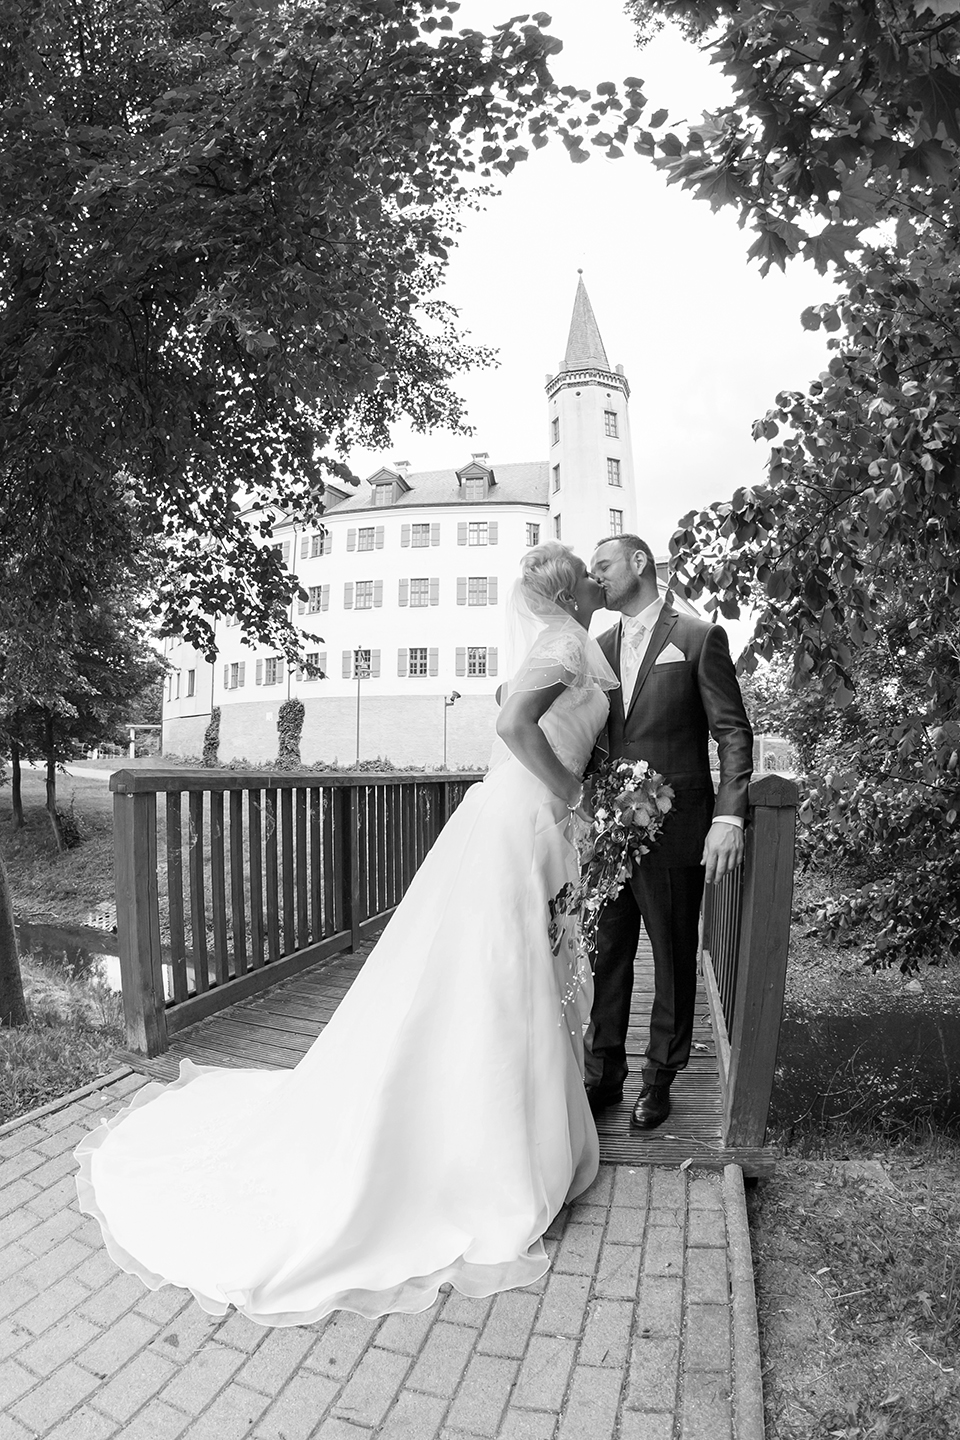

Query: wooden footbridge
[[112, 769, 797, 1177]]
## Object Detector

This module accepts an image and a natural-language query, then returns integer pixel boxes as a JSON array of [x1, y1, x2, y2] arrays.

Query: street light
[[355, 647, 371, 765], [442, 691, 461, 768]]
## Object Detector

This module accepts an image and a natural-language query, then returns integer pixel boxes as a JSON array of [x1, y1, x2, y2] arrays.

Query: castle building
[[162, 278, 644, 768]]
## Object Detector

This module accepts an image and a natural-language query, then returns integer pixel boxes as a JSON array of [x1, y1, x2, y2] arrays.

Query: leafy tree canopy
[[1, 0, 612, 656]]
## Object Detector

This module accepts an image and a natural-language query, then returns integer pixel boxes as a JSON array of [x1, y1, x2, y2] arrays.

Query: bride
[[74, 541, 619, 1326]]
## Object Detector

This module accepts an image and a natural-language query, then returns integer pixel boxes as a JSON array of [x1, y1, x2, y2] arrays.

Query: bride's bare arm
[[495, 681, 584, 809]]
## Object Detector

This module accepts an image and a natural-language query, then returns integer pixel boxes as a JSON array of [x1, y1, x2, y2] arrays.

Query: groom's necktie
[[620, 619, 648, 707]]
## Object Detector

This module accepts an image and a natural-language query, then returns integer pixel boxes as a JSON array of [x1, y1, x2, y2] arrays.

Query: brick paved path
[[0, 1072, 763, 1440]]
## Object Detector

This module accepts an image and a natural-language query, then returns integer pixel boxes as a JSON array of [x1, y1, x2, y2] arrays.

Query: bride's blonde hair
[[519, 542, 581, 609]]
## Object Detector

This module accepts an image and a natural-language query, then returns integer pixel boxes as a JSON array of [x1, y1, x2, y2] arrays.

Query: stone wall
[[163, 695, 499, 769]]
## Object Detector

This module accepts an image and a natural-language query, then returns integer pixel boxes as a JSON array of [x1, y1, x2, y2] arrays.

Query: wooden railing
[[111, 769, 482, 1057], [700, 774, 798, 1149]]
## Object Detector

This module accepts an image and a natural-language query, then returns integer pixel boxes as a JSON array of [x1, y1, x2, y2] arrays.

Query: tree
[[621, 3, 960, 965], [0, 0, 580, 659]]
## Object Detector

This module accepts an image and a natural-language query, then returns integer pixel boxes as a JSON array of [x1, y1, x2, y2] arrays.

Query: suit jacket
[[594, 603, 754, 868]]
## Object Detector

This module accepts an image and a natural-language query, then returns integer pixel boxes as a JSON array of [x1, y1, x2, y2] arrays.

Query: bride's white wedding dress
[[75, 630, 611, 1327]]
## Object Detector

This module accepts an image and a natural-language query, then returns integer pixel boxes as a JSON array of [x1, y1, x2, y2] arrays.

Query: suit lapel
[[625, 606, 679, 723], [597, 624, 624, 729]]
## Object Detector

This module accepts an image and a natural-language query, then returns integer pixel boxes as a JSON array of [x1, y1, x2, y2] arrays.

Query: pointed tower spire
[[563, 272, 609, 371]]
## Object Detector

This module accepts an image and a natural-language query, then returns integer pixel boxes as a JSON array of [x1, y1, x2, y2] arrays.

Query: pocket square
[[654, 643, 686, 665]]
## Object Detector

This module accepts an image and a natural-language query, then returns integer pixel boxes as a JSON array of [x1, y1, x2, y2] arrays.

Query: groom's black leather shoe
[[630, 1084, 671, 1130], [586, 1083, 623, 1114]]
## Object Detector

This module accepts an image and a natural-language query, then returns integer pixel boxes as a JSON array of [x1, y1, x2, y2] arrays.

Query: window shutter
[[488, 577, 498, 605], [321, 584, 329, 611], [430, 577, 439, 606], [457, 522, 467, 546], [324, 533, 332, 555], [347, 529, 356, 551], [276, 657, 284, 681], [489, 521, 498, 545], [373, 579, 383, 607], [375, 526, 384, 549], [488, 648, 498, 677], [223, 663, 229, 690], [401, 524, 411, 547], [282, 540, 291, 565], [457, 577, 467, 606], [255, 659, 263, 686], [399, 579, 409, 606], [318, 651, 326, 676], [298, 596, 306, 615], [371, 649, 381, 678], [431, 523, 440, 546], [456, 647, 466, 677], [238, 662, 245, 687], [428, 648, 439, 677], [295, 664, 303, 682], [398, 648, 408, 677], [300, 536, 308, 559], [342, 650, 351, 679], [344, 581, 354, 609]]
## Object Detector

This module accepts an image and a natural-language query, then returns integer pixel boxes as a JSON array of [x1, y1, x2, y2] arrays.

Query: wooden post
[[723, 775, 798, 1148], [340, 786, 363, 951], [114, 789, 167, 1056]]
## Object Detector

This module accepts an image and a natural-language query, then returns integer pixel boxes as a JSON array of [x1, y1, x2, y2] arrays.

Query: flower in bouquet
[[552, 758, 674, 962]]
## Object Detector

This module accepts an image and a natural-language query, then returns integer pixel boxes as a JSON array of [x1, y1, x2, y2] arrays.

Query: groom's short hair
[[595, 533, 655, 569]]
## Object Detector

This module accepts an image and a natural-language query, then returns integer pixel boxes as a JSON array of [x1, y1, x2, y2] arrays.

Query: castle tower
[[545, 275, 638, 556]]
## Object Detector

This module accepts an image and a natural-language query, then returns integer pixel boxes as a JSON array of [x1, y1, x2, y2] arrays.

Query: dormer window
[[456, 457, 495, 500], [366, 464, 412, 507], [372, 483, 394, 507]]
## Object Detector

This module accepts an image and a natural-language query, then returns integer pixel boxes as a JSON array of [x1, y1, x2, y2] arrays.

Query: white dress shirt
[[619, 601, 742, 831]]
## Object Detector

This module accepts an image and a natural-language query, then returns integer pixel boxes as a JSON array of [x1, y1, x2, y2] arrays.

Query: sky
[[348, 1, 838, 561]]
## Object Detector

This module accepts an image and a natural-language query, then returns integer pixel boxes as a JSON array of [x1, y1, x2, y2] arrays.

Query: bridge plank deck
[[117, 931, 775, 1174]]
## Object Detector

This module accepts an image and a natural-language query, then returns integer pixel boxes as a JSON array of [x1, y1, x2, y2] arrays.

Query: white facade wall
[[546, 367, 638, 555]]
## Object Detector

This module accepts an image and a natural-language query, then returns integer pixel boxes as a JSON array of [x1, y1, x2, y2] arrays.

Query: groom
[[584, 533, 753, 1129]]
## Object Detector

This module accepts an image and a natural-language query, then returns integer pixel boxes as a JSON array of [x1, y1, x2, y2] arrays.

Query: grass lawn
[[2, 770, 116, 926], [750, 1128, 960, 1439]]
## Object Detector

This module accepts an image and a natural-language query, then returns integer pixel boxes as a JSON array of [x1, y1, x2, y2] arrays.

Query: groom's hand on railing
[[701, 820, 744, 884]]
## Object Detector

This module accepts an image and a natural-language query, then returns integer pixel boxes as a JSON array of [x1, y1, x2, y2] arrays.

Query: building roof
[[563, 275, 610, 371], [324, 461, 549, 514]]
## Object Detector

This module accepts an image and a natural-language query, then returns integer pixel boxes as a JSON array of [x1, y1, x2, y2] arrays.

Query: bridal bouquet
[[549, 759, 675, 961]]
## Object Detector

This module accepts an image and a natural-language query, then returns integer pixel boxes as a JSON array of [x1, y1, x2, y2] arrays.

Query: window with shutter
[[355, 580, 374, 609], [307, 586, 323, 612], [411, 523, 430, 547], [467, 577, 487, 606], [467, 646, 487, 676], [526, 523, 540, 547], [410, 578, 429, 607], [357, 527, 374, 551], [408, 647, 428, 677]]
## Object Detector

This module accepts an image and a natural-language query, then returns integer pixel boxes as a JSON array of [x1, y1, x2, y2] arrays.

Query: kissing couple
[[76, 534, 752, 1326]]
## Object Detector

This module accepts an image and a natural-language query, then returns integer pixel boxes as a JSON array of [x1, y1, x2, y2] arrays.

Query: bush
[[277, 698, 304, 769], [202, 707, 220, 767]]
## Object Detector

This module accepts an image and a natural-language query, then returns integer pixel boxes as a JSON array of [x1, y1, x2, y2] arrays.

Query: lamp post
[[442, 691, 461, 768], [355, 647, 371, 765]]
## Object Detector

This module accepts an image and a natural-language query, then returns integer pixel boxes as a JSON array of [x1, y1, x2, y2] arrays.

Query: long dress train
[[74, 679, 608, 1326]]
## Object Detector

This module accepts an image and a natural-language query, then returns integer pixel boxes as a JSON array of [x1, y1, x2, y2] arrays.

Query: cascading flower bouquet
[[549, 759, 675, 962]]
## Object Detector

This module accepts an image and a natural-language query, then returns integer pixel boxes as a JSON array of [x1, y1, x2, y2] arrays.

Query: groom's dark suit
[[586, 600, 754, 1092]]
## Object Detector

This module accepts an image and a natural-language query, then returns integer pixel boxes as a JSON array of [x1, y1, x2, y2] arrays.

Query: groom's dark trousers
[[585, 603, 754, 1092]]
